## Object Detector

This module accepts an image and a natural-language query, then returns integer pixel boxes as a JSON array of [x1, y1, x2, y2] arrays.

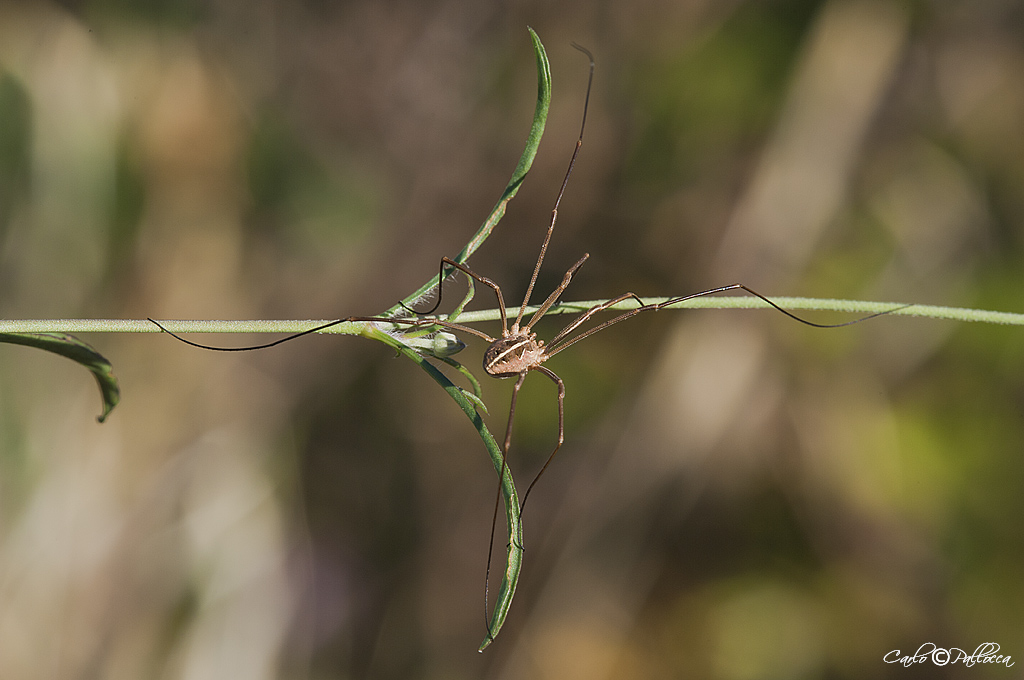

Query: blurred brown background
[[1, 0, 1022, 678]]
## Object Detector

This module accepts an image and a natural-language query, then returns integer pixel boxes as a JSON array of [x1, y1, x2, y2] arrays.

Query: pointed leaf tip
[[0, 332, 121, 422]]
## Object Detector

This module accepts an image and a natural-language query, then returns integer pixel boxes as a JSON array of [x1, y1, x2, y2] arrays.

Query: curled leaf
[[0, 332, 121, 422]]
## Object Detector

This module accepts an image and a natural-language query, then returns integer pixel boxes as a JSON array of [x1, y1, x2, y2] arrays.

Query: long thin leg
[[545, 301, 655, 357], [410, 257, 510, 336], [147, 317, 352, 351], [658, 284, 908, 327], [545, 284, 908, 359], [519, 365, 564, 514], [546, 292, 647, 350], [404, 256, 461, 316], [522, 254, 589, 332], [484, 370, 528, 639], [149, 313, 497, 351], [512, 45, 595, 332]]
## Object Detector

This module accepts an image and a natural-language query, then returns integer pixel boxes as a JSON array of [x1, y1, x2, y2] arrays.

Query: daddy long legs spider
[[149, 41, 900, 649]]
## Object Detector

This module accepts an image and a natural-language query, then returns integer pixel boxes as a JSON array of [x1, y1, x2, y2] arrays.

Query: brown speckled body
[[482, 334, 546, 378]]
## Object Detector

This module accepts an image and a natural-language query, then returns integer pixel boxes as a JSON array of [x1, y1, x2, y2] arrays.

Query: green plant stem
[[4, 297, 1023, 335], [450, 296, 1024, 326]]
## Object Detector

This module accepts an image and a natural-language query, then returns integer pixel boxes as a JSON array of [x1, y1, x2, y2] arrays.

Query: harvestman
[[387, 46, 894, 636], [150, 43, 897, 644]]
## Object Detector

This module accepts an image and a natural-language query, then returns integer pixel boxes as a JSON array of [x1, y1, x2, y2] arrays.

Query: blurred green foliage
[[0, 74, 31, 241]]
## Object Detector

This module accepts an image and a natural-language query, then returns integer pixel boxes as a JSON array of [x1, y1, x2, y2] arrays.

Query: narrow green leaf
[[438, 356, 489, 414], [455, 27, 552, 263], [364, 327, 522, 649], [393, 27, 552, 314], [0, 332, 121, 422], [365, 29, 551, 647]]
